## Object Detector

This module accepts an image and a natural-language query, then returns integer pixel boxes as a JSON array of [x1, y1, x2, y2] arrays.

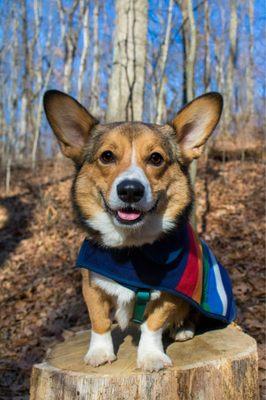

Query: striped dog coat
[[76, 224, 236, 324]]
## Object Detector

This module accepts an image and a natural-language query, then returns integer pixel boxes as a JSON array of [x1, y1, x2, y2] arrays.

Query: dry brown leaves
[[0, 159, 265, 399]]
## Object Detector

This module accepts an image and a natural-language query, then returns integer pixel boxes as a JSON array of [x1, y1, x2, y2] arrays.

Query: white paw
[[84, 347, 116, 367], [174, 323, 195, 342], [84, 330, 116, 367], [137, 351, 172, 372]]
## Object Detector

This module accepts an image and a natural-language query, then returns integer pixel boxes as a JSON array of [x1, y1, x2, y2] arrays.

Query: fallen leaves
[[0, 159, 265, 398]]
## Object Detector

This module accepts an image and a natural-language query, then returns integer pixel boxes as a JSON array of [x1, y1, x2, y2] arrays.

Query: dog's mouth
[[100, 192, 158, 226], [115, 207, 144, 224]]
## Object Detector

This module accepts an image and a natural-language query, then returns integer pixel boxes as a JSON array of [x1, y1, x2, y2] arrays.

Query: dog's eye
[[100, 150, 116, 164], [148, 152, 164, 166]]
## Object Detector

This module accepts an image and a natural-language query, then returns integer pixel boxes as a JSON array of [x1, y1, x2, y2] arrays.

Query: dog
[[43, 90, 235, 372]]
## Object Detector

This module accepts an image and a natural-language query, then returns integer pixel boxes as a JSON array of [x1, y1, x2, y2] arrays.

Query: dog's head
[[44, 91, 222, 247]]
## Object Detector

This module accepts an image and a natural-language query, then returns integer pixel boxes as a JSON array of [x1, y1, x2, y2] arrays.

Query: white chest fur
[[90, 272, 161, 330]]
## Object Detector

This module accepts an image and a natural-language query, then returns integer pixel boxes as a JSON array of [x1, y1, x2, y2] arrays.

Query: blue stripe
[[203, 245, 224, 315], [218, 261, 237, 321]]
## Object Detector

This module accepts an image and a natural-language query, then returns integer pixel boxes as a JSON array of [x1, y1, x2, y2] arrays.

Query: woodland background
[[0, 0, 265, 399]]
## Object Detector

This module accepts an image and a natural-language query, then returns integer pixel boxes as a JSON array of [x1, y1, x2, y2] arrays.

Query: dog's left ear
[[171, 92, 223, 162]]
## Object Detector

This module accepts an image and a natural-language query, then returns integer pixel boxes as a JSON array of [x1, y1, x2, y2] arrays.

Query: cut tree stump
[[30, 324, 259, 400]]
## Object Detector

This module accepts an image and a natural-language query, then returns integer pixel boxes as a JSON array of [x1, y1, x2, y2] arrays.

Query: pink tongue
[[117, 210, 142, 221]]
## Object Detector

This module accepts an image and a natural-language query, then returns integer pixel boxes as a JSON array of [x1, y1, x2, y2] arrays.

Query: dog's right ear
[[43, 90, 98, 164]]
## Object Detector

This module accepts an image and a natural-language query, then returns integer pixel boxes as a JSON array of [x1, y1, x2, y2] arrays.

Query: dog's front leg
[[137, 293, 189, 372], [81, 269, 116, 367]]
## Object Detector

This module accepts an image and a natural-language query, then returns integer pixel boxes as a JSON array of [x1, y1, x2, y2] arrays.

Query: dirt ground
[[0, 158, 265, 399]]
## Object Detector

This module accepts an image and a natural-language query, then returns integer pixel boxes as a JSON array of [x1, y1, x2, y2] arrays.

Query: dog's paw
[[137, 351, 172, 372], [84, 347, 116, 367], [173, 322, 195, 342]]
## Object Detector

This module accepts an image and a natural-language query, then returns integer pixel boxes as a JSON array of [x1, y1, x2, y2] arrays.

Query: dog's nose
[[117, 179, 145, 203]]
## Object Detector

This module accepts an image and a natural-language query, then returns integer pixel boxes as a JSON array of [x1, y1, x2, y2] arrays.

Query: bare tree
[[0, 45, 7, 168], [224, 0, 238, 132], [57, 0, 80, 93], [106, 0, 148, 122], [180, 0, 197, 105], [5, 5, 19, 191], [77, 0, 90, 102], [90, 0, 101, 116], [214, 6, 226, 96], [179, 0, 198, 202], [155, 0, 174, 124], [20, 0, 31, 159], [31, 0, 52, 169], [246, 0, 254, 118], [203, 0, 211, 92]]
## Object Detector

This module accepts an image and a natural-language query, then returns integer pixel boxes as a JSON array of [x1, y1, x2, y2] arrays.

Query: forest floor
[[0, 158, 265, 399]]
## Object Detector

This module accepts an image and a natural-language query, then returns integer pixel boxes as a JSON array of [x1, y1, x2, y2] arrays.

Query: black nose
[[117, 179, 145, 203]]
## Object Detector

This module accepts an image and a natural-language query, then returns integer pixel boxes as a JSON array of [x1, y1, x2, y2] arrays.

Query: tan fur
[[145, 293, 190, 331], [81, 269, 112, 334]]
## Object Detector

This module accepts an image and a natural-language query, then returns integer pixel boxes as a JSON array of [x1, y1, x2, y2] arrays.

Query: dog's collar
[[76, 224, 236, 324]]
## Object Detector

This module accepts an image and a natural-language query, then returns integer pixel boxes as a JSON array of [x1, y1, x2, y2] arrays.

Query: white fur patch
[[84, 330, 116, 367], [150, 290, 161, 301], [91, 272, 135, 303], [91, 272, 135, 330], [137, 322, 172, 372], [109, 164, 154, 212], [87, 212, 127, 247], [108, 143, 153, 212], [87, 211, 175, 248], [91, 273, 161, 329], [173, 321, 195, 342], [115, 301, 135, 331]]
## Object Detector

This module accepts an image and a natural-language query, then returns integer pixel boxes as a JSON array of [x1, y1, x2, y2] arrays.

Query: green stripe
[[201, 242, 211, 312], [132, 290, 151, 324]]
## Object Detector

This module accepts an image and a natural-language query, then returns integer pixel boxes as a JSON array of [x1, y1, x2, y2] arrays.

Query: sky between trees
[[0, 0, 265, 177]]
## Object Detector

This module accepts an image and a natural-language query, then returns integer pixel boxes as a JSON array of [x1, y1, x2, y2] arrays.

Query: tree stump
[[30, 324, 259, 400]]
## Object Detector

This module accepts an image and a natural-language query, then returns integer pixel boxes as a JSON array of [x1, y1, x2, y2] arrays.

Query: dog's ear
[[171, 92, 223, 162], [43, 90, 98, 164]]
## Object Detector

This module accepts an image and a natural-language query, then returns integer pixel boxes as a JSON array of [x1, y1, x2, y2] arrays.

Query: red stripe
[[175, 224, 199, 297]]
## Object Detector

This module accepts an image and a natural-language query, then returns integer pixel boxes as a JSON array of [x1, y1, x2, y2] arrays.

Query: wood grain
[[30, 324, 259, 400]]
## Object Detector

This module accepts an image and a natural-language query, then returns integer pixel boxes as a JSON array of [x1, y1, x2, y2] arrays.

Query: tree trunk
[[213, 4, 226, 147], [246, 0, 254, 118], [155, 0, 174, 124], [106, 0, 148, 122], [30, 324, 259, 400], [224, 0, 238, 133], [31, 0, 52, 169], [20, 0, 31, 160], [57, 0, 80, 93], [214, 6, 225, 94], [180, 0, 196, 104], [90, 1, 100, 116], [77, 0, 90, 102], [179, 0, 197, 227], [203, 0, 211, 92], [31, 67, 51, 169], [5, 4, 19, 192]]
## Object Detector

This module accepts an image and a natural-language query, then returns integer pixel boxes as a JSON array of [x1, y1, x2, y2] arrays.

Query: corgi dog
[[43, 90, 223, 372]]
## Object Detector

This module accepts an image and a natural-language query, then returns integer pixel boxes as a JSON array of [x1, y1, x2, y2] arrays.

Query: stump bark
[[30, 324, 259, 400]]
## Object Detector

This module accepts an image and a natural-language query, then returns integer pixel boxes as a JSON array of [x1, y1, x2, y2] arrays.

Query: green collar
[[132, 290, 151, 323]]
